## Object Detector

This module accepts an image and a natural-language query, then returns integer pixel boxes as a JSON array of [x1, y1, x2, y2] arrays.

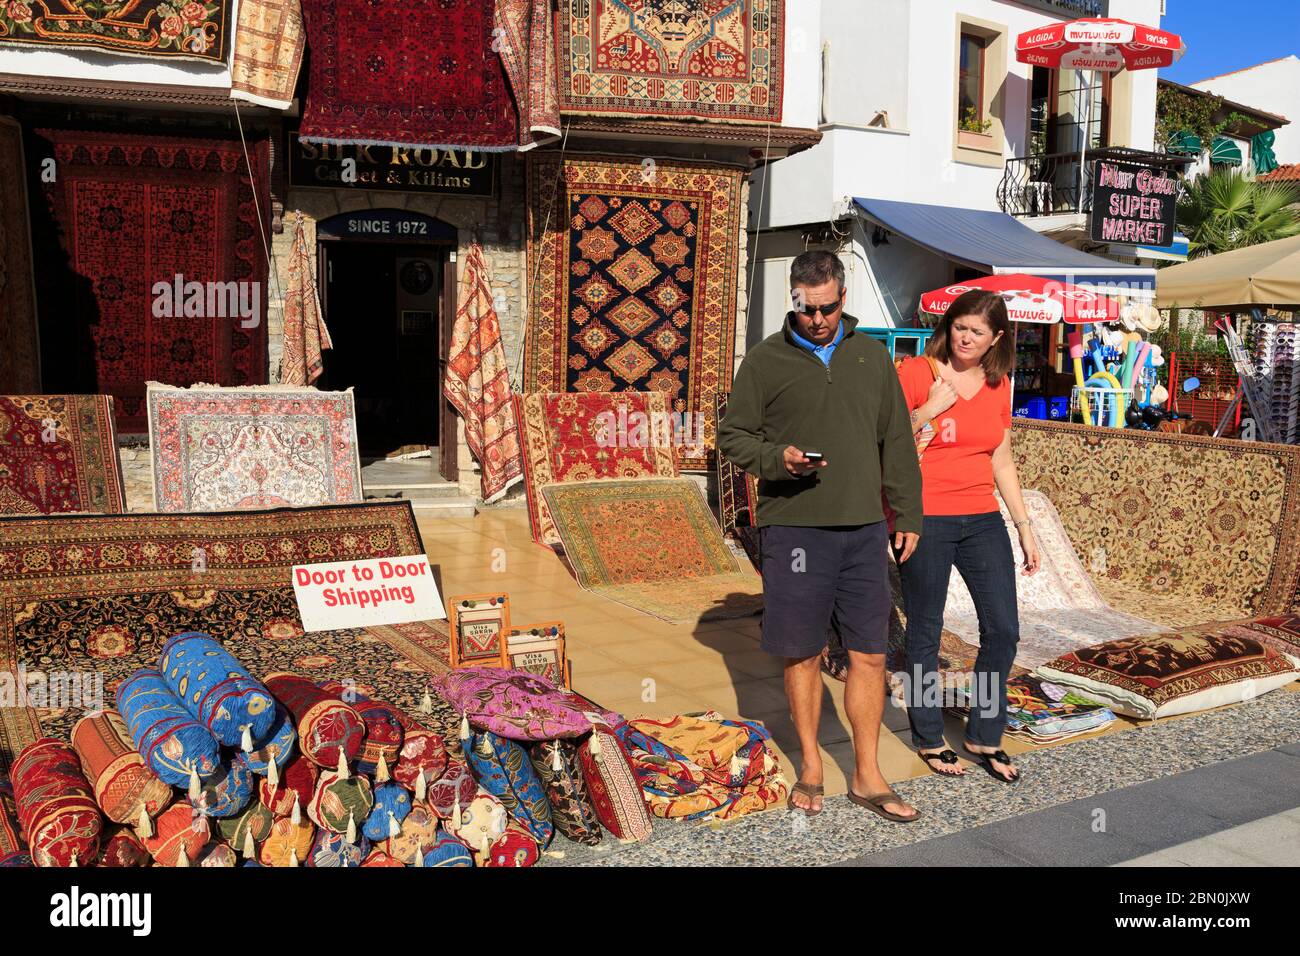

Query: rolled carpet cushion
[[143, 802, 209, 866], [482, 821, 538, 868], [193, 758, 255, 819], [117, 669, 222, 786], [363, 784, 412, 841], [433, 667, 593, 740], [317, 680, 406, 777], [577, 726, 652, 842], [241, 704, 297, 777], [361, 850, 405, 867], [308, 829, 370, 867], [215, 799, 275, 852], [0, 852, 33, 867], [160, 632, 277, 746], [71, 710, 173, 825], [1035, 629, 1299, 720], [264, 672, 365, 768], [380, 804, 440, 864], [258, 816, 315, 866], [528, 739, 601, 846], [307, 770, 374, 834], [258, 753, 318, 817], [447, 791, 507, 856], [618, 714, 789, 822], [394, 730, 448, 791], [198, 842, 238, 867], [466, 730, 553, 845], [427, 758, 478, 820], [422, 831, 474, 867], [96, 826, 150, 868], [12, 738, 103, 867]]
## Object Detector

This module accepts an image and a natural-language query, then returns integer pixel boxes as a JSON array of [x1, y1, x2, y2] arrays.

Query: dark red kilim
[[298, 0, 518, 150], [33, 130, 270, 433]]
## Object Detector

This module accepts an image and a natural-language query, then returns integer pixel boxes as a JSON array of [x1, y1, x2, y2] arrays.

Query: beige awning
[[1156, 234, 1300, 309]]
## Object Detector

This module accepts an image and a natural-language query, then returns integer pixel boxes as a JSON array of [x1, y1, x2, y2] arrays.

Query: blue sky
[[1160, 1, 1300, 85]]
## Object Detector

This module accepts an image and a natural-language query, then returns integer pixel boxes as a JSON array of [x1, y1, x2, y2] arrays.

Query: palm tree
[[1176, 169, 1300, 259]]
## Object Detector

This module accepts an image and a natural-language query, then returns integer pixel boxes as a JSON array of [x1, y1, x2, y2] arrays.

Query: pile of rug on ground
[[0, 637, 787, 867]]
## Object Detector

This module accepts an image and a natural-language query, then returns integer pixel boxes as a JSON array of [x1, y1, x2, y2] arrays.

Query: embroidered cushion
[[394, 729, 449, 791], [307, 770, 374, 834], [423, 831, 474, 867], [427, 758, 478, 820], [70, 710, 173, 825], [198, 842, 239, 867], [447, 791, 507, 855], [264, 672, 365, 768], [216, 799, 275, 856], [194, 758, 255, 819], [577, 726, 652, 842], [309, 829, 370, 867], [465, 730, 553, 845], [242, 704, 297, 778], [258, 752, 318, 817], [117, 669, 222, 786], [159, 632, 277, 747], [97, 826, 151, 867], [380, 804, 440, 864], [528, 739, 601, 846], [433, 667, 593, 740], [1235, 614, 1300, 665], [258, 816, 315, 866], [317, 680, 407, 776], [11, 738, 103, 867], [363, 784, 413, 841], [144, 802, 209, 867], [361, 850, 405, 867], [482, 821, 539, 867], [1036, 629, 1299, 719]]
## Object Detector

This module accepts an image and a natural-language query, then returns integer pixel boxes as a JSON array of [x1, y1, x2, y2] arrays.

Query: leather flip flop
[[787, 781, 824, 816], [964, 746, 1021, 784], [847, 787, 920, 823], [918, 749, 967, 776]]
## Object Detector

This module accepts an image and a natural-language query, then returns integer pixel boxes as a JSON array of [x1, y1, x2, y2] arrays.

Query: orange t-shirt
[[896, 356, 1011, 517]]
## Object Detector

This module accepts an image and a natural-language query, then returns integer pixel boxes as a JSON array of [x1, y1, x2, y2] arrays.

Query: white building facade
[[750, 0, 1165, 345], [1191, 56, 1300, 168]]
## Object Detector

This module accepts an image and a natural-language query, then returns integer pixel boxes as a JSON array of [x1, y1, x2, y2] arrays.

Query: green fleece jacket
[[718, 313, 923, 533]]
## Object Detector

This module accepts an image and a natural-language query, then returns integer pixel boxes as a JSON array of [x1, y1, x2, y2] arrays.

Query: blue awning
[[853, 197, 1156, 294]]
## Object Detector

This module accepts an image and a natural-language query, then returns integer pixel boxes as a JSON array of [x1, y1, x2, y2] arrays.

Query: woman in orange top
[[896, 289, 1039, 784]]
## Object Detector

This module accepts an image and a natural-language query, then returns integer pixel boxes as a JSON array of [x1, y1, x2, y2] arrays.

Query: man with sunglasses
[[719, 250, 923, 822]]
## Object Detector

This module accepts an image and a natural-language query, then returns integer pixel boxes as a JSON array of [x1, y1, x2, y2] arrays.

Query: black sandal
[[918, 749, 966, 776], [964, 746, 1020, 784]]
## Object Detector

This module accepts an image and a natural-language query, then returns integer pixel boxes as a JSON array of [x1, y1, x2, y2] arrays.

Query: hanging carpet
[[0, 0, 233, 63]]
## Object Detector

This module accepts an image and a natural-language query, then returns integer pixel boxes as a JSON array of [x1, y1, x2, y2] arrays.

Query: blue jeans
[[897, 512, 1019, 750]]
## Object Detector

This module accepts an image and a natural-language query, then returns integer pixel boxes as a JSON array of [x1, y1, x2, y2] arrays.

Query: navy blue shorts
[[759, 522, 892, 658]]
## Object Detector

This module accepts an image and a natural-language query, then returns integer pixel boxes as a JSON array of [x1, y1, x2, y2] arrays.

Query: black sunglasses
[[795, 298, 843, 318]]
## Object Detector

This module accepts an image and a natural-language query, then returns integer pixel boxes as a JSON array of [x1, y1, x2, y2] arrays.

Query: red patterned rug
[[298, 0, 518, 150], [517, 391, 679, 546], [557, 0, 784, 124], [32, 130, 270, 434], [0, 501, 458, 856], [0, 395, 124, 515], [524, 154, 743, 471]]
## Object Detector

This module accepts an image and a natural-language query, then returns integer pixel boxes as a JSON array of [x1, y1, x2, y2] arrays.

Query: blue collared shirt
[[789, 317, 844, 367]]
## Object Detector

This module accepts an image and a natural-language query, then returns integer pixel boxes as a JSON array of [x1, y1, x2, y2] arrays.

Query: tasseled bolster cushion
[[117, 668, 221, 786]]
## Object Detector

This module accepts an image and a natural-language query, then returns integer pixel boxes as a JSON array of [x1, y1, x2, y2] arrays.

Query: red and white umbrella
[[1016, 18, 1186, 72], [919, 274, 1121, 325]]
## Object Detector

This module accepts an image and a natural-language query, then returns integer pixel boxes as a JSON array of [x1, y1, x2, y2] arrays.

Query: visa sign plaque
[[288, 132, 497, 197]]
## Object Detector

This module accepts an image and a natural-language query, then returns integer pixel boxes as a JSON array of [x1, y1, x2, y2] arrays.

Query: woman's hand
[[926, 376, 958, 417], [1018, 524, 1041, 575]]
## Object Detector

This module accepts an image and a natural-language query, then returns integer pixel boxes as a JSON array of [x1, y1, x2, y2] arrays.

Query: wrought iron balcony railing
[[997, 146, 1191, 218]]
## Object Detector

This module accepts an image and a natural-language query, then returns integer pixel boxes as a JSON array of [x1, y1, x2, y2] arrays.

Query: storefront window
[[958, 32, 987, 131]]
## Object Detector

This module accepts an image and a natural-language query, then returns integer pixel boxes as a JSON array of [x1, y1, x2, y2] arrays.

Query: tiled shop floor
[[416, 507, 1244, 799]]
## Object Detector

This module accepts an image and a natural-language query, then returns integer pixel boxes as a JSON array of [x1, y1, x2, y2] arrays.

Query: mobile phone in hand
[[803, 450, 825, 463]]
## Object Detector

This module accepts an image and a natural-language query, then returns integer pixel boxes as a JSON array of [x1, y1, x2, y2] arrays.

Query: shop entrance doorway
[[314, 209, 459, 477]]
